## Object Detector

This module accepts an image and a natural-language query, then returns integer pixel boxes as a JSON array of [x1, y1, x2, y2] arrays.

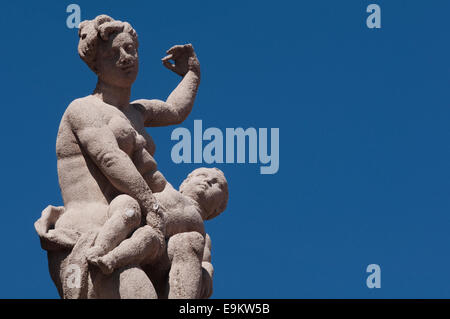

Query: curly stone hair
[[77, 14, 139, 73]]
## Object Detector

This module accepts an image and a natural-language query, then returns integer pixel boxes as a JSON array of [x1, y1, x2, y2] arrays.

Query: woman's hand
[[162, 43, 200, 76]]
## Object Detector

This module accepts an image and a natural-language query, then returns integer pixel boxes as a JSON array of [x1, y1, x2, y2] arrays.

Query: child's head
[[179, 167, 229, 220]]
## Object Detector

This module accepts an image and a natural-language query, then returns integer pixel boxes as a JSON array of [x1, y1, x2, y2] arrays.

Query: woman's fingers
[[166, 44, 185, 57], [162, 58, 176, 72], [163, 44, 195, 75], [161, 54, 173, 62], [166, 43, 194, 57], [161, 54, 175, 69]]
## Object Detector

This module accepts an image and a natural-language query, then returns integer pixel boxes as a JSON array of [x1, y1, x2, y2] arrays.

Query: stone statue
[[34, 14, 229, 299]]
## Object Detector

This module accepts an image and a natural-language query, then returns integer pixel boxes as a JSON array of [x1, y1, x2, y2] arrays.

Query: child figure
[[86, 167, 228, 298]]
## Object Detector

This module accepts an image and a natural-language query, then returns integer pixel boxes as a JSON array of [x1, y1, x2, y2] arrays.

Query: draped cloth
[[34, 205, 98, 299]]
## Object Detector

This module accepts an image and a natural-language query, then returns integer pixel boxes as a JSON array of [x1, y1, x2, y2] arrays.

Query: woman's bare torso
[[55, 95, 166, 232]]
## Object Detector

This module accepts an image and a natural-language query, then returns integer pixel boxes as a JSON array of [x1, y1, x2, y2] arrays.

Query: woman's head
[[78, 15, 139, 88]]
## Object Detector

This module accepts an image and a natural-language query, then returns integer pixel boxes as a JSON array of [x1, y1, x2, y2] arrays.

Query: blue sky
[[2, 0, 450, 298]]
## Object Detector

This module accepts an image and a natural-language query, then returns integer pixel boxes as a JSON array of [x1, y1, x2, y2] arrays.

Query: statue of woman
[[35, 14, 201, 298]]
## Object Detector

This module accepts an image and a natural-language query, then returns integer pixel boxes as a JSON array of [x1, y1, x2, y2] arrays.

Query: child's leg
[[199, 233, 214, 299], [94, 225, 165, 275], [86, 195, 142, 262], [167, 231, 205, 299]]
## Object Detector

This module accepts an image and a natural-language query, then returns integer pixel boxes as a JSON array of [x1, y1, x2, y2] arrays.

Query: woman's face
[[96, 32, 139, 88]]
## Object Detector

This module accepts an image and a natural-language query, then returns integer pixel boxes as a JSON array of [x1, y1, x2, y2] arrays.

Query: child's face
[[181, 168, 228, 220]]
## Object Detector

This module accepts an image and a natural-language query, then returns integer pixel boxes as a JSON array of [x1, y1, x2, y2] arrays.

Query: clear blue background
[[1, 0, 450, 298]]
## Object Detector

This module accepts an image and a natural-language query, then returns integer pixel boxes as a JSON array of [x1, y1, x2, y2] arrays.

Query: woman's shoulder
[[67, 95, 97, 110], [64, 95, 102, 124]]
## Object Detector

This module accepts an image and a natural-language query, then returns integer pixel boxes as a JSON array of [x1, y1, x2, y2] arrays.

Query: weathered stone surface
[[34, 14, 228, 299]]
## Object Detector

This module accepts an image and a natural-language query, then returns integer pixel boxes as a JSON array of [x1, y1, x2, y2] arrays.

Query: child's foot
[[86, 246, 106, 264], [94, 256, 114, 275]]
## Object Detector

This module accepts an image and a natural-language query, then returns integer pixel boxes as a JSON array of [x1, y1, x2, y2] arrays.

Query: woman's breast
[[108, 116, 137, 155], [133, 147, 158, 174]]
